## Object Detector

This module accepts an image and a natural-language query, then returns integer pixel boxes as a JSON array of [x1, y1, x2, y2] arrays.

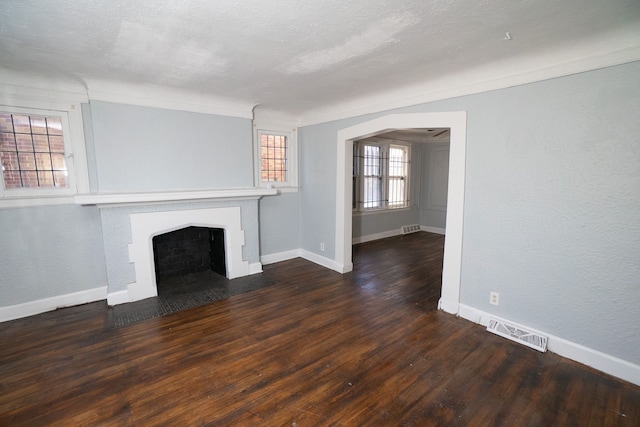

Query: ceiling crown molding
[[0, 68, 89, 108], [298, 30, 640, 126], [85, 79, 255, 119]]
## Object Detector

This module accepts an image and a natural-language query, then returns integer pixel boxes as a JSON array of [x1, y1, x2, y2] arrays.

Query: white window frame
[[361, 143, 383, 209], [0, 95, 89, 208], [353, 139, 411, 213], [253, 121, 298, 191], [387, 144, 410, 209]]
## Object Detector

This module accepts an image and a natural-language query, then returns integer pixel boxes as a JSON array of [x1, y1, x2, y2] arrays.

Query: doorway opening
[[335, 112, 467, 314]]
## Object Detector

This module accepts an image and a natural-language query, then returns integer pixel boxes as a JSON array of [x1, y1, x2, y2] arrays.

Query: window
[[353, 140, 410, 211], [0, 102, 89, 206], [362, 145, 382, 209], [388, 145, 409, 208], [1, 112, 68, 190], [254, 123, 298, 190], [0, 72, 89, 207], [260, 133, 287, 183]]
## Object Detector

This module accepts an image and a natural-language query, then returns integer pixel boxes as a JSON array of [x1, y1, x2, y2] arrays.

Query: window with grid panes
[[1, 111, 69, 190], [388, 145, 409, 208], [362, 145, 382, 209], [353, 140, 410, 211], [254, 125, 298, 189], [260, 133, 287, 183], [0, 85, 90, 206]]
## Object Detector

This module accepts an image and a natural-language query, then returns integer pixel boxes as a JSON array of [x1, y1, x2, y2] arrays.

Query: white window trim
[[0, 90, 89, 208], [387, 143, 410, 209], [253, 121, 298, 191], [353, 138, 411, 213]]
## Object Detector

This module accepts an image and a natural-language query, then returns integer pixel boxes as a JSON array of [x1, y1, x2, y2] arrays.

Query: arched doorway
[[334, 112, 467, 314]]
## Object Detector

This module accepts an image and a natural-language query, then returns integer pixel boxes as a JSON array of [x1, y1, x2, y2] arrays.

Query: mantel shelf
[[74, 188, 278, 207]]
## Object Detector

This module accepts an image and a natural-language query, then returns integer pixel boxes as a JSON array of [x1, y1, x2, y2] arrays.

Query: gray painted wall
[[259, 191, 300, 255], [419, 143, 449, 229], [0, 205, 107, 306], [298, 122, 351, 260], [297, 61, 640, 366], [81, 103, 100, 192], [89, 101, 254, 192]]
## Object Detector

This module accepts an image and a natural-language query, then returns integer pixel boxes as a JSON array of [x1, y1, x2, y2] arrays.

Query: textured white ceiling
[[1, 0, 639, 121]]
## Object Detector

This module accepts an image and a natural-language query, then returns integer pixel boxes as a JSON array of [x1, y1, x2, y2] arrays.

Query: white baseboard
[[457, 303, 640, 387], [299, 249, 340, 271], [261, 249, 301, 265], [352, 229, 401, 245], [421, 225, 446, 235], [0, 286, 107, 322], [263, 248, 346, 273]]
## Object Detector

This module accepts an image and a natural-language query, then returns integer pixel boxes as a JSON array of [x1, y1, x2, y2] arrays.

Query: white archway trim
[[335, 112, 467, 315], [127, 206, 248, 303]]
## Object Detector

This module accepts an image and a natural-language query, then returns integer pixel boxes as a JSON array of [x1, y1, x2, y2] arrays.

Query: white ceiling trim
[[0, 69, 89, 108], [299, 31, 640, 126], [86, 79, 254, 119]]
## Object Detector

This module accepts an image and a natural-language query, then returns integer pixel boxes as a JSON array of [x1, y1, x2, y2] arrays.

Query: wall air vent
[[401, 224, 421, 234], [487, 318, 548, 352]]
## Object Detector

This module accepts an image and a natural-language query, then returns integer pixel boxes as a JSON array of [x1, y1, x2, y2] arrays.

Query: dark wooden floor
[[1, 232, 639, 426]]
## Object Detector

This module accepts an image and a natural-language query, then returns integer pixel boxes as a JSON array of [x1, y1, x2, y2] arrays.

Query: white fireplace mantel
[[74, 187, 277, 207]]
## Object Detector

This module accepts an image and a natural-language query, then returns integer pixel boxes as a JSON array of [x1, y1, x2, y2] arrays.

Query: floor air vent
[[486, 318, 548, 352], [401, 224, 421, 234]]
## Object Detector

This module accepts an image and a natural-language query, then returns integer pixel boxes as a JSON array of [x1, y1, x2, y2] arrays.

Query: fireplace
[[127, 206, 250, 302], [75, 188, 276, 306]]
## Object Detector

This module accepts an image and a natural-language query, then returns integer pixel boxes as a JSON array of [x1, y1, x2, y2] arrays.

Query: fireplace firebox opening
[[152, 226, 226, 286]]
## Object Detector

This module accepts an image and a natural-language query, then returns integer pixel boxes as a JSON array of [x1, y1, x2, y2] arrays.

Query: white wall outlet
[[320, 242, 325, 252], [490, 292, 499, 306]]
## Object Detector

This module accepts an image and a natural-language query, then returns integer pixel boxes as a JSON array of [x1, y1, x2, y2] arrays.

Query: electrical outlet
[[490, 292, 499, 306], [320, 242, 325, 252]]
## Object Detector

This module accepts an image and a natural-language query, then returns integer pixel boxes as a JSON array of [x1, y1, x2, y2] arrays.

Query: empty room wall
[[419, 142, 449, 231]]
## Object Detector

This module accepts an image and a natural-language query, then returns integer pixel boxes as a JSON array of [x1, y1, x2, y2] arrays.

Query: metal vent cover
[[487, 318, 548, 352], [401, 224, 421, 234]]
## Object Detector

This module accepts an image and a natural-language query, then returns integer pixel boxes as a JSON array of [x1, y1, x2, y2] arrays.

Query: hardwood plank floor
[[1, 232, 639, 426]]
